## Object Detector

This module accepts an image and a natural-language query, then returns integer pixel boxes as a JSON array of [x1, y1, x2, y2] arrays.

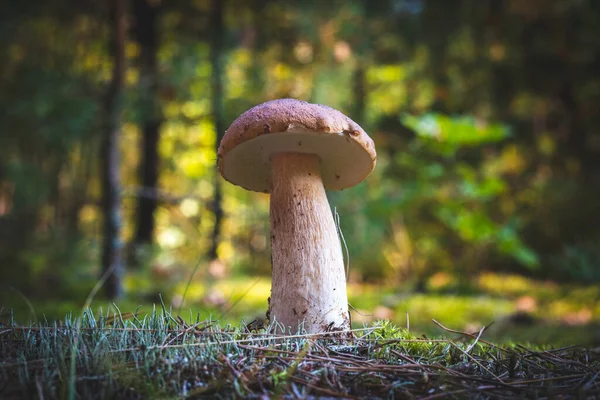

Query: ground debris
[[0, 311, 598, 399]]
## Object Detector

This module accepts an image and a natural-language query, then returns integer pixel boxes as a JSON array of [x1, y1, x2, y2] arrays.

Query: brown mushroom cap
[[218, 98, 376, 193]]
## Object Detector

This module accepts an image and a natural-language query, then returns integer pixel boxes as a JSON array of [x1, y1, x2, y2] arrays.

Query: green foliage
[[403, 113, 537, 267], [403, 113, 509, 151], [334, 112, 539, 285], [0, 0, 599, 311], [547, 241, 600, 283]]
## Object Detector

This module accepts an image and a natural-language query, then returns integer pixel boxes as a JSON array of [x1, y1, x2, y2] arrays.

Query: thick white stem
[[268, 152, 350, 333]]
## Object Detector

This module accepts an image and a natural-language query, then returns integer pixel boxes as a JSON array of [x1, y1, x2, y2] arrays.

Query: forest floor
[[1, 306, 599, 399], [4, 272, 600, 347], [1, 272, 600, 398]]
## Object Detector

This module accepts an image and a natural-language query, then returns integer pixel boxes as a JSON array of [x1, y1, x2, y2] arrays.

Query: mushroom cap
[[217, 98, 376, 193]]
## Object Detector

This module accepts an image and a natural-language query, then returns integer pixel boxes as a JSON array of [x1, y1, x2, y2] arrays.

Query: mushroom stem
[[269, 152, 350, 333]]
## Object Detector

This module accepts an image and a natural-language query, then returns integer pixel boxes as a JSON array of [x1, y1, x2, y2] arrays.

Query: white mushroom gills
[[269, 152, 350, 333]]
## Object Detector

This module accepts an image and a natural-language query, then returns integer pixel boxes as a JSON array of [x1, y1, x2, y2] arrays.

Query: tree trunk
[[66, 142, 95, 237], [208, 0, 225, 260], [352, 61, 366, 126], [100, 0, 125, 299], [132, 0, 161, 259]]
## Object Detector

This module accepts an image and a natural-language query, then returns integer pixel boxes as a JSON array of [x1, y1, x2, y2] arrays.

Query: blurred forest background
[[1, 0, 599, 345]]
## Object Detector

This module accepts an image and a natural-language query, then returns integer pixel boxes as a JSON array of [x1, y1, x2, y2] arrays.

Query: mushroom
[[217, 98, 376, 333]]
